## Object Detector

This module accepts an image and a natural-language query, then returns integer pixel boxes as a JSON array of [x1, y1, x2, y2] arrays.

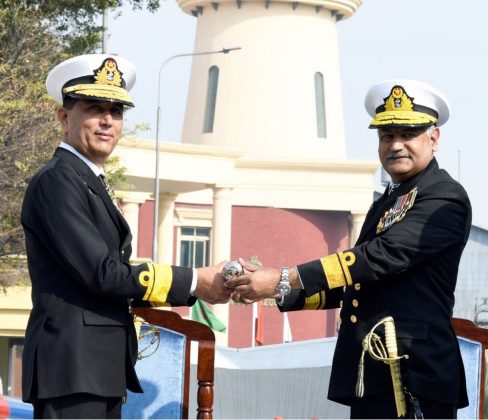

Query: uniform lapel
[[54, 148, 132, 245]]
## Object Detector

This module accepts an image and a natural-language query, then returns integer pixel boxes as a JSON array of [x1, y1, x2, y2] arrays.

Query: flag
[[255, 301, 264, 346], [283, 312, 293, 343], [251, 302, 257, 347], [191, 299, 227, 333], [249, 256, 265, 347]]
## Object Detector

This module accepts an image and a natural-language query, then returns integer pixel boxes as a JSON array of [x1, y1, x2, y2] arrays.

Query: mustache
[[387, 152, 410, 159]]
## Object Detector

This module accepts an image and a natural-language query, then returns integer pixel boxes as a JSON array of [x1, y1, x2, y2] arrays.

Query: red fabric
[[0, 397, 10, 419]]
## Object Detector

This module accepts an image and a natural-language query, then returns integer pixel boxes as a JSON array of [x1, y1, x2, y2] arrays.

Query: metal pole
[[152, 47, 242, 262], [102, 9, 109, 53]]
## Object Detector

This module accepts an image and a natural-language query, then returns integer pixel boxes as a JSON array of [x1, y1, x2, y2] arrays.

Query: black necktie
[[99, 174, 123, 213]]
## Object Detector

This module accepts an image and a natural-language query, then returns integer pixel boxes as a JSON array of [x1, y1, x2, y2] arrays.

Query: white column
[[121, 193, 148, 259], [211, 186, 233, 264], [122, 201, 140, 258], [211, 185, 233, 346], [350, 212, 367, 248], [157, 193, 177, 264]]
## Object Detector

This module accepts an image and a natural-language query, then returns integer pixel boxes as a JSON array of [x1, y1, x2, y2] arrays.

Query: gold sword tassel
[[355, 316, 409, 419]]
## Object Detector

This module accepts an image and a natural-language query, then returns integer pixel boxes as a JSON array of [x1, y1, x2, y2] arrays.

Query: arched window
[[314, 72, 327, 138], [203, 66, 219, 133]]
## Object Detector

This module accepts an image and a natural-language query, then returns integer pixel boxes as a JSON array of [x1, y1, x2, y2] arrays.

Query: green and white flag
[[191, 299, 227, 333]]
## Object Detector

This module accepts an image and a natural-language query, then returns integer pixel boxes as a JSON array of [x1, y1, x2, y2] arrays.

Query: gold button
[[354, 283, 361, 291], [339, 300, 343, 308], [343, 286, 346, 292], [350, 315, 357, 323], [352, 299, 359, 307]]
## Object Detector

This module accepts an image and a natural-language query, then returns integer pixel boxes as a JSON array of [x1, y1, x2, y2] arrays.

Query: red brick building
[[136, 200, 352, 347]]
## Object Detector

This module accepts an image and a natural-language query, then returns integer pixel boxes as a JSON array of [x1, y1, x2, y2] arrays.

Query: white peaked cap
[[46, 54, 136, 107], [365, 79, 450, 128]]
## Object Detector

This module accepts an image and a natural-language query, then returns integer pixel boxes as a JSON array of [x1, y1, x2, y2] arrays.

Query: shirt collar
[[59, 141, 104, 177], [388, 182, 401, 195]]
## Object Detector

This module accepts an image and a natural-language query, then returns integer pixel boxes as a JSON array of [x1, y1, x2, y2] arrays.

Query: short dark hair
[[62, 96, 78, 110]]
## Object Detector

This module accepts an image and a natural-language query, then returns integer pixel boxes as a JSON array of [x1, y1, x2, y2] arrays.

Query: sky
[[105, 0, 488, 228]]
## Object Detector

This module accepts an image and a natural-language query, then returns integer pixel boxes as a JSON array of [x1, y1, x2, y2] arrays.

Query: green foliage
[[0, 0, 160, 55], [104, 155, 133, 193], [0, 0, 160, 287], [0, 2, 62, 272]]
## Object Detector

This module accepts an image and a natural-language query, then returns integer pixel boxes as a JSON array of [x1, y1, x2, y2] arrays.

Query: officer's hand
[[195, 261, 233, 304], [226, 258, 281, 303]]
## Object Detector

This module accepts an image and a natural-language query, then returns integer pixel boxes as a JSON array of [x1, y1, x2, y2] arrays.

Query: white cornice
[[119, 136, 244, 159], [236, 157, 379, 173], [177, 0, 362, 19]]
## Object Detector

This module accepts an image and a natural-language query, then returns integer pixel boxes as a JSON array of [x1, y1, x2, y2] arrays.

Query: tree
[[0, 0, 159, 287]]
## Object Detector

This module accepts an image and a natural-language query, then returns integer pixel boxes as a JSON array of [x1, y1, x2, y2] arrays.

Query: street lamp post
[[152, 47, 241, 262]]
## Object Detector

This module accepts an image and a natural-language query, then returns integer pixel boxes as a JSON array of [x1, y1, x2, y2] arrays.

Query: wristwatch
[[276, 267, 292, 297]]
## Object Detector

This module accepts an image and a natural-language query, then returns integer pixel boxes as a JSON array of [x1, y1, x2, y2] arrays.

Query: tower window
[[314, 72, 327, 138], [203, 66, 219, 133]]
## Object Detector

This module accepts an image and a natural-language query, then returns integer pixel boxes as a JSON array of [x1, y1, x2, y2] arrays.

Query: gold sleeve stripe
[[148, 264, 173, 303], [319, 291, 326, 309], [304, 293, 320, 310], [320, 251, 356, 289], [304, 291, 326, 310], [138, 264, 173, 303], [320, 254, 346, 289]]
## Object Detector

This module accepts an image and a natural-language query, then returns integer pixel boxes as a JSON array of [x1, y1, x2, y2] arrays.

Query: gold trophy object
[[356, 316, 409, 418]]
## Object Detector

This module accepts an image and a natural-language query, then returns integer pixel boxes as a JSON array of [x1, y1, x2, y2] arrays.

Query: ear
[[431, 127, 440, 152], [57, 107, 69, 138]]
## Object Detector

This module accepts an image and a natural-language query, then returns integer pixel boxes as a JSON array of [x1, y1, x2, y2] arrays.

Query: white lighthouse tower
[[178, 0, 362, 158]]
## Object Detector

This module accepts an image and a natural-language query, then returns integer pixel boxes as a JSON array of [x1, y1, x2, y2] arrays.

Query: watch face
[[277, 282, 292, 296]]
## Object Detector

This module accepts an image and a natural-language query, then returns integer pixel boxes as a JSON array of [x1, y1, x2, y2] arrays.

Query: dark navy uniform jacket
[[280, 158, 471, 408], [21, 147, 195, 403]]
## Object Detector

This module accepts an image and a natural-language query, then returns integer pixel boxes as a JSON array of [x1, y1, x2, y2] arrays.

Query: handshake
[[194, 258, 294, 305]]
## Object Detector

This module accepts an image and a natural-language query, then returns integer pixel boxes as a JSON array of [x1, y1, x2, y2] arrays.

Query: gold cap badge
[[94, 58, 124, 87]]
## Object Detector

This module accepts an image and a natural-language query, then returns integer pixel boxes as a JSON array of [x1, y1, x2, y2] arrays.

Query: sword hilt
[[357, 316, 408, 418], [384, 316, 399, 358], [383, 317, 407, 418]]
